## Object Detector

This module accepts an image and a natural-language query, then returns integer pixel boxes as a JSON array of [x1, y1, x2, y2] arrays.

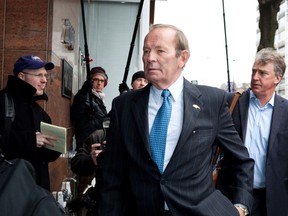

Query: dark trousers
[[251, 188, 267, 216]]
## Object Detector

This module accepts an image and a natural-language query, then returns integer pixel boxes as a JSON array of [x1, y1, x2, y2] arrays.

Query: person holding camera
[[69, 126, 108, 215], [71, 128, 106, 175]]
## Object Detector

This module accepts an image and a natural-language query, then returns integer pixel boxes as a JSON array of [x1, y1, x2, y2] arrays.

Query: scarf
[[92, 88, 105, 102]]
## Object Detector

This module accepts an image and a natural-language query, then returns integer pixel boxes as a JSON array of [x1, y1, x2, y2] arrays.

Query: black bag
[[0, 157, 67, 216]]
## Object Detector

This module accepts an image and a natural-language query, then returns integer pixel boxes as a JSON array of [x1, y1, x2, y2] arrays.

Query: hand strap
[[229, 89, 244, 113]]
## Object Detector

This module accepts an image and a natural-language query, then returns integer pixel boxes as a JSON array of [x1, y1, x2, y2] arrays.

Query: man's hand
[[119, 82, 130, 94], [90, 143, 103, 165], [81, 80, 93, 91], [36, 132, 58, 148], [235, 206, 247, 216]]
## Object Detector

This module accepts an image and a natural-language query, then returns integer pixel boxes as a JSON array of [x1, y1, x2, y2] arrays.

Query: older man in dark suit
[[97, 24, 254, 216], [222, 47, 288, 216]]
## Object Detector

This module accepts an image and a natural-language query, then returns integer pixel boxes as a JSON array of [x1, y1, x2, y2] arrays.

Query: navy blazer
[[98, 79, 254, 216], [226, 89, 288, 216]]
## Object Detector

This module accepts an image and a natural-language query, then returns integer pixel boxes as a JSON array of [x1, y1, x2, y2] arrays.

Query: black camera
[[97, 117, 109, 150], [96, 143, 106, 150]]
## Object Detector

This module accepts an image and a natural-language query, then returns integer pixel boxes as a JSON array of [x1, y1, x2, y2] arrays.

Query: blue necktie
[[149, 89, 172, 174]]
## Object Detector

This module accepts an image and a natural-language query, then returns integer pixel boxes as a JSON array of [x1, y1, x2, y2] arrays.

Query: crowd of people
[[0, 23, 287, 216]]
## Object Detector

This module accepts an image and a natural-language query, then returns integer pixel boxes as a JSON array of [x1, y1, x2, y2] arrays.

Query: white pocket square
[[193, 104, 200, 110]]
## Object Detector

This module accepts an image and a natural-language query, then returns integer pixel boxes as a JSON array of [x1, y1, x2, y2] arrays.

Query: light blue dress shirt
[[148, 75, 184, 172], [244, 90, 274, 188]]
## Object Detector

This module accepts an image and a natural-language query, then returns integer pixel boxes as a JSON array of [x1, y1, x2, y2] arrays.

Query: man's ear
[[179, 50, 190, 69], [18, 72, 25, 80], [274, 74, 282, 85]]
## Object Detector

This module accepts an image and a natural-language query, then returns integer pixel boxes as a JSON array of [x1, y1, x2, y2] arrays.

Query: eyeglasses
[[22, 72, 49, 79], [92, 78, 105, 83]]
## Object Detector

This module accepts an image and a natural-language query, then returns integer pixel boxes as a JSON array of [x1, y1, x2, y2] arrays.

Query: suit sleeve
[[216, 92, 254, 212], [97, 97, 127, 216]]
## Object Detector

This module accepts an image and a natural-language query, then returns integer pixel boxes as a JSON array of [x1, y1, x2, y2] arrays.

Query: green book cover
[[40, 122, 67, 154]]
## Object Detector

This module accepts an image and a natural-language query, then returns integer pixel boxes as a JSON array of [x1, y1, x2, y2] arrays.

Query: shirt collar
[[249, 90, 275, 107], [150, 75, 184, 103]]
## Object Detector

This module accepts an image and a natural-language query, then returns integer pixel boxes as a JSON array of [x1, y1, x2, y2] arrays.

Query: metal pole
[[222, 0, 231, 92], [81, 0, 91, 81], [80, 0, 94, 113]]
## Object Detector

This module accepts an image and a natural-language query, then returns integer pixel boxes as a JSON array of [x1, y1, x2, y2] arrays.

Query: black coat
[[71, 83, 108, 151], [0, 75, 60, 191]]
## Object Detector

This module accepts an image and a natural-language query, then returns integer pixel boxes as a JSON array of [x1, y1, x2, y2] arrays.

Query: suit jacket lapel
[[131, 84, 150, 153], [172, 80, 203, 156], [269, 94, 284, 150]]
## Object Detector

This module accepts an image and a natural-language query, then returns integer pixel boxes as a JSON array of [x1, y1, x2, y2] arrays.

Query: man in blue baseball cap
[[13, 55, 54, 96], [0, 55, 61, 191]]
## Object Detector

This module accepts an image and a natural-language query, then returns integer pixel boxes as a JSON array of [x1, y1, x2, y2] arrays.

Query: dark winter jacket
[[0, 158, 66, 216], [71, 82, 108, 151], [0, 75, 60, 190]]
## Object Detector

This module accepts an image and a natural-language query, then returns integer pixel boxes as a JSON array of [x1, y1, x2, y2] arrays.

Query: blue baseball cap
[[13, 55, 54, 75]]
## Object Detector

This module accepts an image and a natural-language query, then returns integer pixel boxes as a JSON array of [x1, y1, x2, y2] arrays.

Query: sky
[[154, 0, 258, 88]]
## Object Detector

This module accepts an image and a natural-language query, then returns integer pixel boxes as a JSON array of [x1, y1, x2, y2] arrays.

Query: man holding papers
[[0, 55, 61, 191]]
